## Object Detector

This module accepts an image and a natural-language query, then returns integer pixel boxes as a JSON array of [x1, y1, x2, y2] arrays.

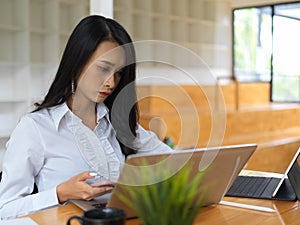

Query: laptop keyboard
[[226, 176, 279, 198]]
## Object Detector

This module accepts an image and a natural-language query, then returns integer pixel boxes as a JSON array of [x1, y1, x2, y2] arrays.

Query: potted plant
[[117, 159, 207, 225]]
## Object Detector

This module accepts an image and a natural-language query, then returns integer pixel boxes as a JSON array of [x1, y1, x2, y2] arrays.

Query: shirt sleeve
[[0, 116, 60, 220], [133, 124, 173, 154]]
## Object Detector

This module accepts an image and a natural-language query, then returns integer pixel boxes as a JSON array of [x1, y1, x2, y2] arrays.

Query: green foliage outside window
[[233, 2, 300, 102]]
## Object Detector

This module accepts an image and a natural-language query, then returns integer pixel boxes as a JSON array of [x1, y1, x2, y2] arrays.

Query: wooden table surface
[[26, 196, 299, 225]]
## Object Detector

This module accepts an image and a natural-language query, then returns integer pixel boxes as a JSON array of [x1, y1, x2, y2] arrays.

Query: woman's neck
[[67, 96, 97, 130]]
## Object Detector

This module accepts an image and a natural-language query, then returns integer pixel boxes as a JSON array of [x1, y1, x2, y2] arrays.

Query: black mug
[[67, 208, 126, 225]]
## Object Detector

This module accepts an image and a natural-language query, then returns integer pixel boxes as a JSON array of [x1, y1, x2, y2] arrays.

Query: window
[[233, 6, 272, 82], [233, 1, 300, 102]]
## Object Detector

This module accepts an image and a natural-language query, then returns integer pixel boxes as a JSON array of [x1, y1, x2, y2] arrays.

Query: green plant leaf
[[116, 158, 207, 225]]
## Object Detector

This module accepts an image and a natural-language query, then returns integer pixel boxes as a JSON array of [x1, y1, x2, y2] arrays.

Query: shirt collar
[[49, 103, 70, 131], [49, 102, 109, 131], [96, 103, 109, 122]]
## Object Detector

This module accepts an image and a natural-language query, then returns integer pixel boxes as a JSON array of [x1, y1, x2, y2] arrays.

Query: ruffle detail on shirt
[[67, 117, 110, 180], [95, 116, 123, 182]]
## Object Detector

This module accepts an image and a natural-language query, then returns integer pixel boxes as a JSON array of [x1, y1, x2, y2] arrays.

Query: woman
[[0, 15, 172, 219]]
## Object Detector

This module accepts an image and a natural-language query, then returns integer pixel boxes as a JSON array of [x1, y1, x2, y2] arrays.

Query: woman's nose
[[104, 74, 115, 88]]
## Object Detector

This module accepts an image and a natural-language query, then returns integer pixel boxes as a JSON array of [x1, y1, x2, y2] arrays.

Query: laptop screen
[[272, 147, 300, 198], [287, 148, 300, 199]]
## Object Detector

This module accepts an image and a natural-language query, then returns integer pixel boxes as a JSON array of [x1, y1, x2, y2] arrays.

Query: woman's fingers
[[84, 186, 114, 200], [75, 171, 97, 181], [56, 171, 114, 202]]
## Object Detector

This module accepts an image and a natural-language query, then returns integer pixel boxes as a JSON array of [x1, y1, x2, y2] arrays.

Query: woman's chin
[[95, 96, 106, 103]]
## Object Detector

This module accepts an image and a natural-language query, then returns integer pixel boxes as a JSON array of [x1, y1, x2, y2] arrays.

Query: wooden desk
[[26, 197, 299, 225]]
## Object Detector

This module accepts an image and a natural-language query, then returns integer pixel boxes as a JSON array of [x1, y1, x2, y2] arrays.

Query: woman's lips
[[99, 92, 110, 97]]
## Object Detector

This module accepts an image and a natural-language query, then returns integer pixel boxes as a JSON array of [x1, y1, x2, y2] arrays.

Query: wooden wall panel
[[137, 83, 300, 161], [238, 82, 270, 106]]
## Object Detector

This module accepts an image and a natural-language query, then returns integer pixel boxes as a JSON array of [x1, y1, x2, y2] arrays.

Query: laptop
[[71, 144, 257, 218], [226, 147, 300, 201]]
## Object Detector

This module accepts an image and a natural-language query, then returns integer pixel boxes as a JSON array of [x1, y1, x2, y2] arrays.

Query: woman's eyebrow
[[97, 60, 115, 67], [96, 60, 124, 71]]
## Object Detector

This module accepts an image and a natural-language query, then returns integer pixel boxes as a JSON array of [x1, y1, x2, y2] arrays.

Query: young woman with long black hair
[[0, 15, 172, 220]]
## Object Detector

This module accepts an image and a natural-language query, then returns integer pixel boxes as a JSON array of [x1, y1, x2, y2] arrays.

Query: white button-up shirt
[[0, 103, 172, 219]]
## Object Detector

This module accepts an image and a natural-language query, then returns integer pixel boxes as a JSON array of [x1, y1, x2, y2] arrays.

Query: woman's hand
[[56, 171, 113, 203]]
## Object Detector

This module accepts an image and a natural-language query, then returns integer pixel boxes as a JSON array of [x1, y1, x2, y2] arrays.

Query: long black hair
[[34, 15, 138, 156]]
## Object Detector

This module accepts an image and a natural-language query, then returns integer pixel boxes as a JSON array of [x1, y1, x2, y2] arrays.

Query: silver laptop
[[71, 144, 257, 218]]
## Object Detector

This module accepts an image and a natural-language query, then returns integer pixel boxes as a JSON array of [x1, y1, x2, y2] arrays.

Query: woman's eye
[[98, 66, 111, 74]]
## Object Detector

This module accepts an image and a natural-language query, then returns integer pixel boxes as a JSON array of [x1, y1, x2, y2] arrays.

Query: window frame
[[232, 1, 300, 103]]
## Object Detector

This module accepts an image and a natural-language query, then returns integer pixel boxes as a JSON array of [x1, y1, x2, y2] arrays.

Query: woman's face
[[76, 41, 125, 104]]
